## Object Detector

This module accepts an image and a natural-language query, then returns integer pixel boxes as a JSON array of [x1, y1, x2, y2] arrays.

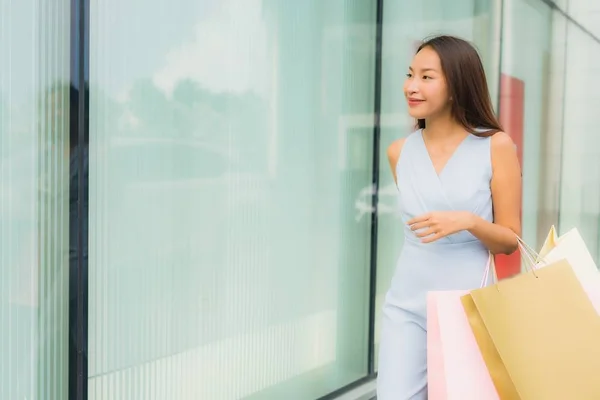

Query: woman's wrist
[[464, 212, 478, 232]]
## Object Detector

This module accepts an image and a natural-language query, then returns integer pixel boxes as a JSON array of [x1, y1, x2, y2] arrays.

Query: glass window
[[0, 2, 71, 399], [553, 0, 570, 11], [88, 1, 377, 398], [559, 21, 600, 261], [500, 0, 553, 250], [375, 0, 500, 368], [567, 0, 600, 41], [532, 9, 568, 246]]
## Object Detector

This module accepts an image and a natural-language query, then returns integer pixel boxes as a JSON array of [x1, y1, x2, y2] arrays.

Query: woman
[[377, 35, 522, 399]]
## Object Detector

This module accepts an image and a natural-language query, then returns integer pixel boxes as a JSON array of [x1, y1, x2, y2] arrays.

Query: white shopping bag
[[538, 227, 599, 284]]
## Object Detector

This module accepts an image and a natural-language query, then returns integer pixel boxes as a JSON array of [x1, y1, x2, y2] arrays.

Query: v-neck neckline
[[420, 130, 471, 178]]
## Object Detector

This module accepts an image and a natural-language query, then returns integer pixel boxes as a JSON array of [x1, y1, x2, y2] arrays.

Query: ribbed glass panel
[[558, 16, 600, 260], [0, 1, 70, 399], [89, 0, 375, 398]]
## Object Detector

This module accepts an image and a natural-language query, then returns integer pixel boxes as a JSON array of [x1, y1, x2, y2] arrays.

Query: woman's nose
[[406, 80, 418, 94]]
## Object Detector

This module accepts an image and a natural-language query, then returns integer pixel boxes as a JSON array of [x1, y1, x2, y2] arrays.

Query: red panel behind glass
[[495, 74, 525, 279]]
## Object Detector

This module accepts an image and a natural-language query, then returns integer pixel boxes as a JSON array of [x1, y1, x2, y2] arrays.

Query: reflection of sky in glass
[[93, 0, 269, 101], [2, 2, 45, 106]]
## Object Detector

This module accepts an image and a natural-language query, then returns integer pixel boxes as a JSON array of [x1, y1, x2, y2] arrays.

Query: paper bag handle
[[480, 253, 496, 287], [480, 236, 541, 287]]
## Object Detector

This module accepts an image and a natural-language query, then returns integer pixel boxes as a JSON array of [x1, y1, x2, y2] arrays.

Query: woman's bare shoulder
[[490, 131, 521, 176], [490, 131, 516, 150], [387, 137, 407, 164]]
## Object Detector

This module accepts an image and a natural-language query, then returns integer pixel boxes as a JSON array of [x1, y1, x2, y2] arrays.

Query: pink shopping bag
[[427, 290, 499, 400], [426, 294, 447, 399]]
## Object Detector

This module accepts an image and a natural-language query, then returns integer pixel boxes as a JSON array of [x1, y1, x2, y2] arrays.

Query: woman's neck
[[423, 113, 465, 141]]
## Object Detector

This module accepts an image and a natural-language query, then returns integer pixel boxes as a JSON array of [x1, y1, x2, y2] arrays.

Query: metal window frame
[[68, 0, 90, 398]]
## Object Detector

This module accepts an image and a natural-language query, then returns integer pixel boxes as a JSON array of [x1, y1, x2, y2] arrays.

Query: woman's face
[[403, 46, 451, 121]]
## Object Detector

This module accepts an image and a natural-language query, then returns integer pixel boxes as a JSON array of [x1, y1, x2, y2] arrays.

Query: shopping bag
[[535, 226, 600, 313], [427, 290, 499, 399], [461, 259, 600, 399], [536, 224, 557, 261], [538, 227, 599, 283], [426, 293, 447, 399]]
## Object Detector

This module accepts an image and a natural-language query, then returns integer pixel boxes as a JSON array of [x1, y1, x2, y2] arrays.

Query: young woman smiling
[[376, 35, 522, 399]]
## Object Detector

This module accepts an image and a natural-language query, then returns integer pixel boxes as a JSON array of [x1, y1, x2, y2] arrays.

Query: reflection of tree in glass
[[121, 78, 269, 175], [88, 77, 274, 371], [0, 81, 73, 400]]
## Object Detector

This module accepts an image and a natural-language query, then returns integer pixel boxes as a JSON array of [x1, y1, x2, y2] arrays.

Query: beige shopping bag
[[461, 259, 600, 400]]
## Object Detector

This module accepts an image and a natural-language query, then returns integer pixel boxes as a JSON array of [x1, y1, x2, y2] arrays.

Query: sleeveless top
[[396, 129, 493, 245], [387, 129, 494, 317]]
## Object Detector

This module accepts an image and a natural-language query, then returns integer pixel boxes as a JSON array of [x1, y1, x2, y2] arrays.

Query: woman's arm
[[467, 132, 522, 255]]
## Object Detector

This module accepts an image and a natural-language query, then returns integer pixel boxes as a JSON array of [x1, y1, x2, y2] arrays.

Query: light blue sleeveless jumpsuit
[[377, 129, 494, 399]]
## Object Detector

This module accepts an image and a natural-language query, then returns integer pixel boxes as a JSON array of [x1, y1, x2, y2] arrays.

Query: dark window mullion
[[68, 0, 90, 398]]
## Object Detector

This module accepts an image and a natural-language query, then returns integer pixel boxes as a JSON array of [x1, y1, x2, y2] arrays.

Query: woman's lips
[[407, 98, 424, 107]]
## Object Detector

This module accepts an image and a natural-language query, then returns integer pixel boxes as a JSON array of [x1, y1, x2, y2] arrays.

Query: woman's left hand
[[407, 211, 475, 243]]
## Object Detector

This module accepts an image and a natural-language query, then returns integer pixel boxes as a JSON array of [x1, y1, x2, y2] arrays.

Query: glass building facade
[[1, 0, 599, 399]]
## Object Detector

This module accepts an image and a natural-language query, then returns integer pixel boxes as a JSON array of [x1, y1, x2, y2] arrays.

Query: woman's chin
[[407, 110, 427, 119]]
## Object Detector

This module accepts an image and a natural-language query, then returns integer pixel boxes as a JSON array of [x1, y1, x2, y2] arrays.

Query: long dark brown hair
[[415, 35, 502, 137]]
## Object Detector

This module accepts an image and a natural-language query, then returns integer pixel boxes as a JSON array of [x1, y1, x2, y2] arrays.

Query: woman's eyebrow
[[408, 66, 437, 73]]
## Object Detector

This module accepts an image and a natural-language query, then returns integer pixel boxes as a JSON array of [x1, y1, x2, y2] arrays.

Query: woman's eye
[[406, 73, 412, 78], [423, 75, 431, 80]]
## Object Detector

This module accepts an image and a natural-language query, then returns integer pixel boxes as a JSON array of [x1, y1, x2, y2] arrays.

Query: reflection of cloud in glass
[[153, 0, 270, 97]]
